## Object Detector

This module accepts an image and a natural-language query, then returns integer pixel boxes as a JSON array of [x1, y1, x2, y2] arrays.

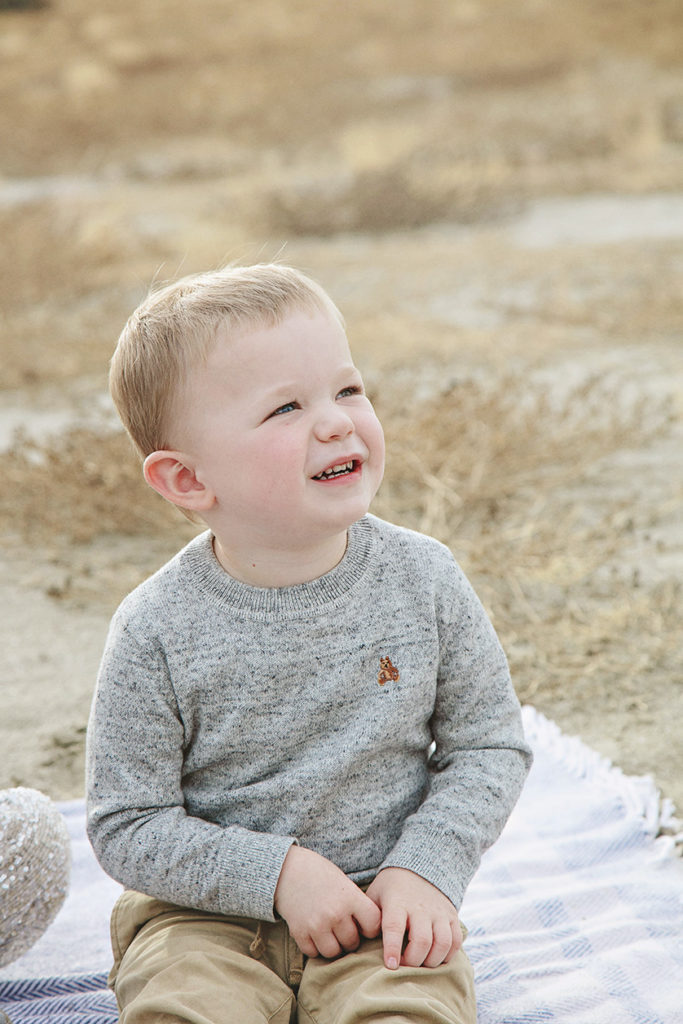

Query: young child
[[86, 263, 532, 1024]]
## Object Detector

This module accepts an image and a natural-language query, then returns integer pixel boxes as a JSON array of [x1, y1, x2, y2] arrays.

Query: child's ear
[[143, 450, 216, 512]]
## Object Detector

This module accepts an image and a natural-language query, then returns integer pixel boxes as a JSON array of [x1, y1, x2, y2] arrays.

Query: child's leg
[[109, 891, 297, 1023], [297, 933, 476, 1024]]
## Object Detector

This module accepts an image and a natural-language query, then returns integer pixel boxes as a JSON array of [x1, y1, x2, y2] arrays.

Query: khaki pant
[[109, 891, 477, 1024]]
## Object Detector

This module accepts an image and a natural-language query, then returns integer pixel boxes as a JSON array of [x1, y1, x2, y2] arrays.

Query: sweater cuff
[[377, 828, 478, 911], [218, 832, 298, 922]]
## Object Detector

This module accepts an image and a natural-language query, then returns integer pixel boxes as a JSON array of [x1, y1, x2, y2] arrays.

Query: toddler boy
[[86, 263, 532, 1023]]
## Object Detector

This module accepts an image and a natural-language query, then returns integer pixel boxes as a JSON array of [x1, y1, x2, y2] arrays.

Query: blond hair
[[110, 263, 344, 458]]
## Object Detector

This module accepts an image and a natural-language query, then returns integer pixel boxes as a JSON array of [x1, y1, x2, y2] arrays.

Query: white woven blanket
[[1, 706, 682, 1023], [462, 707, 683, 1023]]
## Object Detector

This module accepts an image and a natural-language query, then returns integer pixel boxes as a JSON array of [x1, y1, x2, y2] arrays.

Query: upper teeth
[[315, 461, 354, 479]]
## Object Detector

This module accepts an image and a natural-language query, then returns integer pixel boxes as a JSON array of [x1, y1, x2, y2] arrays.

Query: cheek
[[374, 438, 386, 487], [360, 412, 386, 489], [252, 430, 306, 482], [365, 411, 385, 463]]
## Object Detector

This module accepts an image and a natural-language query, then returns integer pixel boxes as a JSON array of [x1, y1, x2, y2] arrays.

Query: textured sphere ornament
[[0, 788, 71, 967]]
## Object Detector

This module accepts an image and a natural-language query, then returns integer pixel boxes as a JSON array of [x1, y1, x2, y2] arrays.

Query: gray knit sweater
[[86, 515, 531, 920]]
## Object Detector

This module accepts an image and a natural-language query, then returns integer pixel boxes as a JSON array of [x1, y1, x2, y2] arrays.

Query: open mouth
[[312, 459, 358, 481]]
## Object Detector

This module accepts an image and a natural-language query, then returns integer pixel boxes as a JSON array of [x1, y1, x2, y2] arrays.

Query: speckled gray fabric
[[0, 788, 71, 967], [87, 514, 532, 920]]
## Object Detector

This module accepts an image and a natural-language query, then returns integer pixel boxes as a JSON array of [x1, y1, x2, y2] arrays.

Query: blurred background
[[1, 0, 681, 816]]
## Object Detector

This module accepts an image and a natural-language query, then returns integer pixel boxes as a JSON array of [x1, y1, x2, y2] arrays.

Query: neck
[[212, 530, 349, 588]]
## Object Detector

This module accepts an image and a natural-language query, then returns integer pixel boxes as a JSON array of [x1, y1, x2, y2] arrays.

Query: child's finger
[[312, 928, 343, 960], [422, 918, 455, 968], [380, 909, 408, 970], [332, 916, 362, 952], [400, 916, 434, 968], [291, 929, 321, 959], [354, 893, 382, 939]]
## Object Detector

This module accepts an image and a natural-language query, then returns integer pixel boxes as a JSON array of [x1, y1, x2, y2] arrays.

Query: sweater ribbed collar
[[182, 516, 376, 615]]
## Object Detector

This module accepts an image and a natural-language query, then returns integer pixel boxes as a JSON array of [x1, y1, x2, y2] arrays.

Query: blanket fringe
[[521, 705, 683, 856]]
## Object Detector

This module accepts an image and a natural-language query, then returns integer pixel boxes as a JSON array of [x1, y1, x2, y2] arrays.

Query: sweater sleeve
[[378, 551, 532, 908], [86, 615, 296, 920]]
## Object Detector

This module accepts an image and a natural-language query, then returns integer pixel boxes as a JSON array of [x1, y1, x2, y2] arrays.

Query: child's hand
[[274, 845, 382, 959], [366, 867, 463, 970]]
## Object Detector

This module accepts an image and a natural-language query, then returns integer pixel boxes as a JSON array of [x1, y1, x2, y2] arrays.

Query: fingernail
[[387, 956, 398, 970]]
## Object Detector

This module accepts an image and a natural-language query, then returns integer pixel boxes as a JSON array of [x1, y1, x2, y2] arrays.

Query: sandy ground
[[0, 1, 682, 823]]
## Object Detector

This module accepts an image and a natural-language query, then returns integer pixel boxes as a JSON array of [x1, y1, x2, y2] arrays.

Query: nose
[[313, 402, 354, 442]]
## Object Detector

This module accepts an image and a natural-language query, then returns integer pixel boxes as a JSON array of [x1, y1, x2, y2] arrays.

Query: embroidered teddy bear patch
[[377, 656, 400, 686]]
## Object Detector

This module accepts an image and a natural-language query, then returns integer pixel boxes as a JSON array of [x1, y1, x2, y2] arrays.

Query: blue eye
[[270, 401, 299, 417], [337, 385, 363, 399]]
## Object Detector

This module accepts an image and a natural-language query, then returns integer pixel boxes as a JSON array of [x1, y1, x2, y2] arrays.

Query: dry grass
[[1, 370, 676, 707], [0, 429, 179, 543], [374, 374, 679, 705], [2, 0, 682, 177], [0, 203, 134, 388]]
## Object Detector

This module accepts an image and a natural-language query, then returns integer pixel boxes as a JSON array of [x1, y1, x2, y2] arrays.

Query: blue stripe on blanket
[[0, 973, 117, 1024]]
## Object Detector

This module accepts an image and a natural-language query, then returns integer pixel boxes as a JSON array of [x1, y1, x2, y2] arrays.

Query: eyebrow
[[259, 383, 300, 404], [260, 365, 361, 400]]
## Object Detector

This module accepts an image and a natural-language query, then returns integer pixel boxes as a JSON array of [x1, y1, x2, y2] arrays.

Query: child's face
[[171, 307, 385, 559]]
